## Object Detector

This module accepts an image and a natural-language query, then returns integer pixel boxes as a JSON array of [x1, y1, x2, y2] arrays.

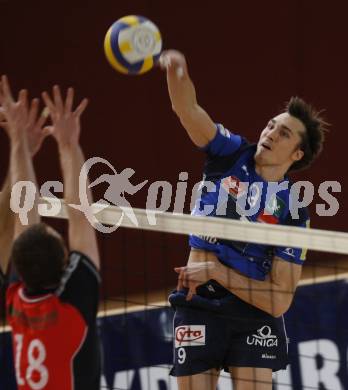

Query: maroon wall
[[1, 0, 347, 297]]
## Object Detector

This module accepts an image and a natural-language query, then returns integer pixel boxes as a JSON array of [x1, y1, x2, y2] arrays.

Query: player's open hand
[[0, 75, 29, 139], [42, 86, 88, 147], [0, 75, 49, 155], [174, 261, 219, 301]]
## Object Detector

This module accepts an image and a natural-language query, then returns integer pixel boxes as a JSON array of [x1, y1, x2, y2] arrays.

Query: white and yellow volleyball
[[104, 15, 162, 75]]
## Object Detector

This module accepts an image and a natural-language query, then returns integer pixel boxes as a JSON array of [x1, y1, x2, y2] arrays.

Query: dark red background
[[1, 0, 347, 298]]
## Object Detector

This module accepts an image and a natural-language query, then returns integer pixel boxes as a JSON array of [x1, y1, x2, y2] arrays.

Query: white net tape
[[40, 197, 348, 255]]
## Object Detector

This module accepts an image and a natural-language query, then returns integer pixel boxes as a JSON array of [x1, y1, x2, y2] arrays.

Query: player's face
[[255, 113, 305, 170]]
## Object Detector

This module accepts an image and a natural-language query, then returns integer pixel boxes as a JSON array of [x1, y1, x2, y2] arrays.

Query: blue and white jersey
[[190, 124, 309, 280]]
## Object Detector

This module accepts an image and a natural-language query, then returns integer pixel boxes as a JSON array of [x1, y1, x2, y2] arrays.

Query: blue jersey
[[190, 124, 309, 280]]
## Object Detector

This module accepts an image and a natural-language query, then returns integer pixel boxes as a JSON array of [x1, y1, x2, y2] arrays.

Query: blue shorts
[[169, 288, 289, 376]]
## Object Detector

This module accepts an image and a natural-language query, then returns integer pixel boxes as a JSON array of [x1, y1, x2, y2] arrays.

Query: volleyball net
[[38, 196, 348, 254], [47, 198, 348, 390]]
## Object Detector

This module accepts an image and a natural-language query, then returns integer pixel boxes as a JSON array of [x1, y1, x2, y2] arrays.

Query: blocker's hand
[[0, 75, 29, 140], [0, 75, 48, 155], [42, 86, 88, 147]]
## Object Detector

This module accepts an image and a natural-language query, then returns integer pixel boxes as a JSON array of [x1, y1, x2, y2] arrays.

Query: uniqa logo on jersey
[[246, 326, 278, 347]]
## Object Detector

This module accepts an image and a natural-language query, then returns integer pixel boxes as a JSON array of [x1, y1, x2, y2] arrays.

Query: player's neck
[[254, 162, 288, 182]]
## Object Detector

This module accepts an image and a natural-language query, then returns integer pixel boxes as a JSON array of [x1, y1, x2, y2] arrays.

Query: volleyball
[[104, 15, 162, 75]]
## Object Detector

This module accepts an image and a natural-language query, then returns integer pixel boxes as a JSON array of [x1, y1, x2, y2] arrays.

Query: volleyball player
[[0, 76, 101, 390], [160, 51, 326, 390]]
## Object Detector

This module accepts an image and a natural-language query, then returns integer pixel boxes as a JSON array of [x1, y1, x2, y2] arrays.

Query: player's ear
[[292, 148, 304, 162]]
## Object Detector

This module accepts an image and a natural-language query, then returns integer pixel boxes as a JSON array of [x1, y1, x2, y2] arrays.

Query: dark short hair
[[286, 96, 328, 171], [11, 223, 66, 291]]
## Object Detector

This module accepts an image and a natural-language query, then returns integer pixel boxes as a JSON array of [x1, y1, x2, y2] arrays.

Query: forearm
[[58, 142, 99, 264], [42, 86, 99, 266], [215, 264, 292, 317], [0, 173, 15, 273], [58, 143, 95, 222], [10, 135, 40, 237], [0, 173, 12, 224], [166, 66, 197, 116], [166, 66, 216, 147]]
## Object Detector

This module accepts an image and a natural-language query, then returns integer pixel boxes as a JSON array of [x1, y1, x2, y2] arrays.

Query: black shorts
[[169, 289, 289, 377]]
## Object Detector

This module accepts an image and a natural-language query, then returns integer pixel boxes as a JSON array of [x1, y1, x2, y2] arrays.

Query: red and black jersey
[[6, 251, 101, 390], [0, 269, 5, 288]]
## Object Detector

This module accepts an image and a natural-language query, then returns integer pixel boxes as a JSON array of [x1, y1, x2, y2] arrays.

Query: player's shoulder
[[55, 251, 101, 320], [68, 250, 98, 267], [215, 123, 251, 147], [67, 251, 100, 280], [201, 123, 244, 157], [55, 251, 101, 296], [203, 124, 255, 175], [6, 281, 22, 307]]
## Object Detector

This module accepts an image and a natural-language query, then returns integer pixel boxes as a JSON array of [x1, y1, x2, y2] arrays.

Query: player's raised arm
[[160, 50, 216, 147], [0, 89, 14, 274], [0, 77, 49, 274], [0, 173, 14, 274], [0, 76, 44, 241], [42, 86, 100, 269]]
